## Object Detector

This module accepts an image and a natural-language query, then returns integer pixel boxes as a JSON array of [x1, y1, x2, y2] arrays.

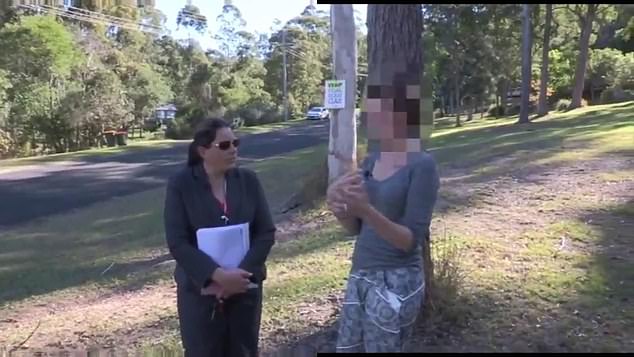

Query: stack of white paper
[[196, 223, 250, 269]]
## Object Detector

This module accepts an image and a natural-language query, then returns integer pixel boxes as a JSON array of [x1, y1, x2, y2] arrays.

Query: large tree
[[366, 4, 433, 306], [519, 4, 533, 124], [0, 15, 83, 155], [569, 4, 598, 109], [264, 13, 330, 118], [537, 4, 553, 116]]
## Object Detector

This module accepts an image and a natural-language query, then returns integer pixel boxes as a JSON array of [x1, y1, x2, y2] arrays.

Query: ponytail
[[187, 141, 202, 167]]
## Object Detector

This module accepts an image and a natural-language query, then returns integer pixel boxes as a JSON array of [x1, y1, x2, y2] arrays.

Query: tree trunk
[[570, 4, 598, 109], [480, 100, 485, 119], [537, 4, 552, 117], [449, 91, 454, 116], [500, 79, 509, 117], [440, 95, 445, 118], [366, 4, 434, 308], [454, 77, 461, 127], [519, 4, 533, 124], [328, 5, 358, 184], [466, 96, 473, 122]]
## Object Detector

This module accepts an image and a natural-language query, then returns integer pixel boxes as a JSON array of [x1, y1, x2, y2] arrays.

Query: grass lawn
[[0, 140, 188, 173], [235, 118, 310, 135], [0, 119, 310, 172], [0, 102, 632, 353]]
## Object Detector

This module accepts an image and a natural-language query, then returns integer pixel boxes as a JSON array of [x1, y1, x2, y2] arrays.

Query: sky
[[154, 0, 366, 50]]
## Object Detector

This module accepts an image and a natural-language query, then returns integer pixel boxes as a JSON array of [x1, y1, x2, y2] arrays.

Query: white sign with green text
[[324, 80, 346, 109]]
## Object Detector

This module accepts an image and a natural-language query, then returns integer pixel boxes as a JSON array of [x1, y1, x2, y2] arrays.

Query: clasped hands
[[201, 267, 252, 299], [326, 169, 371, 219]]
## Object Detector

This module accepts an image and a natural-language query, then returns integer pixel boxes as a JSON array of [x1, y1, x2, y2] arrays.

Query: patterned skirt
[[335, 266, 425, 353]]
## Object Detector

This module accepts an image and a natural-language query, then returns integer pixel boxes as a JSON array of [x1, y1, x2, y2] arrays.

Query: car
[[306, 106, 329, 120]]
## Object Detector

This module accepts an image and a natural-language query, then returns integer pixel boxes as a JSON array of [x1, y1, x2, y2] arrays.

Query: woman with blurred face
[[327, 79, 440, 353]]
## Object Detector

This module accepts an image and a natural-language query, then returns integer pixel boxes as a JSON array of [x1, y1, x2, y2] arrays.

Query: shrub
[[227, 101, 281, 127], [487, 105, 504, 117], [165, 116, 193, 140], [555, 99, 572, 112], [506, 105, 521, 116], [554, 98, 589, 112], [0, 127, 15, 159], [600, 87, 634, 104], [419, 223, 467, 327], [165, 105, 223, 140]]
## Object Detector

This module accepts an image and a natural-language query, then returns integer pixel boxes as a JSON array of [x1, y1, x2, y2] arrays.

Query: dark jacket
[[164, 164, 276, 293]]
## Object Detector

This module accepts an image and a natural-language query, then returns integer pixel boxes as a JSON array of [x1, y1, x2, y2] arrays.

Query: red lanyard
[[217, 198, 227, 214], [216, 179, 229, 223]]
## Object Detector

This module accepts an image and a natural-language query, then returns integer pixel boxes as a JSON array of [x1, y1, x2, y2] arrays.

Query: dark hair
[[187, 118, 231, 167]]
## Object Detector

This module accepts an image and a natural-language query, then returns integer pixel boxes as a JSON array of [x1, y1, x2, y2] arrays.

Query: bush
[[165, 105, 215, 140], [555, 98, 589, 112], [555, 99, 571, 112], [143, 119, 161, 132], [0, 127, 15, 159], [226, 101, 281, 127], [487, 105, 504, 117], [419, 224, 467, 326], [600, 87, 634, 104], [506, 105, 520, 116], [165, 116, 193, 140]]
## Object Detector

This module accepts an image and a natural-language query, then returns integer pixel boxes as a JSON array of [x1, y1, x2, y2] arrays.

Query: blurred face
[[197, 127, 239, 173], [363, 80, 424, 156]]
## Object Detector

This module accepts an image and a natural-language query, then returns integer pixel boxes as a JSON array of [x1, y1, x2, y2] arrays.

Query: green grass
[[424, 205, 633, 352], [429, 101, 634, 182], [0, 119, 311, 171], [263, 223, 353, 330], [0, 140, 188, 172], [236, 118, 309, 135], [250, 144, 328, 213]]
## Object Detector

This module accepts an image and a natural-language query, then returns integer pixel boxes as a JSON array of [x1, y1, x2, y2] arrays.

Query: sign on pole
[[324, 80, 346, 109]]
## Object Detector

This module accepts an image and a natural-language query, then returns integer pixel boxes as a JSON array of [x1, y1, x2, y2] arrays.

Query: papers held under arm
[[196, 223, 250, 269]]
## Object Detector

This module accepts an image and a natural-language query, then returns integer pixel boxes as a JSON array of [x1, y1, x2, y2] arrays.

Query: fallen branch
[[10, 320, 41, 352], [558, 236, 567, 251], [101, 262, 115, 276]]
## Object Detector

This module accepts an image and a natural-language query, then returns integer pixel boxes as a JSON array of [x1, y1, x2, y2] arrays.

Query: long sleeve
[[164, 176, 219, 289], [398, 156, 440, 253], [239, 171, 276, 275]]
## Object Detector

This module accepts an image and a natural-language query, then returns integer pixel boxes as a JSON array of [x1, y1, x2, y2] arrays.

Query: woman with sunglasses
[[164, 118, 276, 357]]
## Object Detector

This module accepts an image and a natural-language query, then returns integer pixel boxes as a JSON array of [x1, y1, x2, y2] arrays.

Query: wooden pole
[[328, 4, 357, 183], [282, 28, 289, 122]]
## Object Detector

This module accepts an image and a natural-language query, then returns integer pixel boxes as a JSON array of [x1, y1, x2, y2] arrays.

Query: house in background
[[153, 103, 177, 125]]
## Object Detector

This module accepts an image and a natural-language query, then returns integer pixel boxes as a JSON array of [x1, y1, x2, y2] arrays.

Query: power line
[[15, 3, 163, 35]]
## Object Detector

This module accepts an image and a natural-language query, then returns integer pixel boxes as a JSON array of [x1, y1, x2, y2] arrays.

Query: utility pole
[[327, 4, 357, 183], [282, 28, 289, 122], [519, 4, 533, 124]]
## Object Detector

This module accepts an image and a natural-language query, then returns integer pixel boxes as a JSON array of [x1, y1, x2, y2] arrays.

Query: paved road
[[0, 121, 330, 228]]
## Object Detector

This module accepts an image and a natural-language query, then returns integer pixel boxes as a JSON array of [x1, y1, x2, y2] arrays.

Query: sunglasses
[[212, 139, 240, 151]]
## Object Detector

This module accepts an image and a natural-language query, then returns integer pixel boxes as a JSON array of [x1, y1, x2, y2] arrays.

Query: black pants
[[177, 285, 263, 357]]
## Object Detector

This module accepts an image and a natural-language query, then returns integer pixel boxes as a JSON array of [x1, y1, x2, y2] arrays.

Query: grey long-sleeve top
[[351, 151, 440, 272]]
